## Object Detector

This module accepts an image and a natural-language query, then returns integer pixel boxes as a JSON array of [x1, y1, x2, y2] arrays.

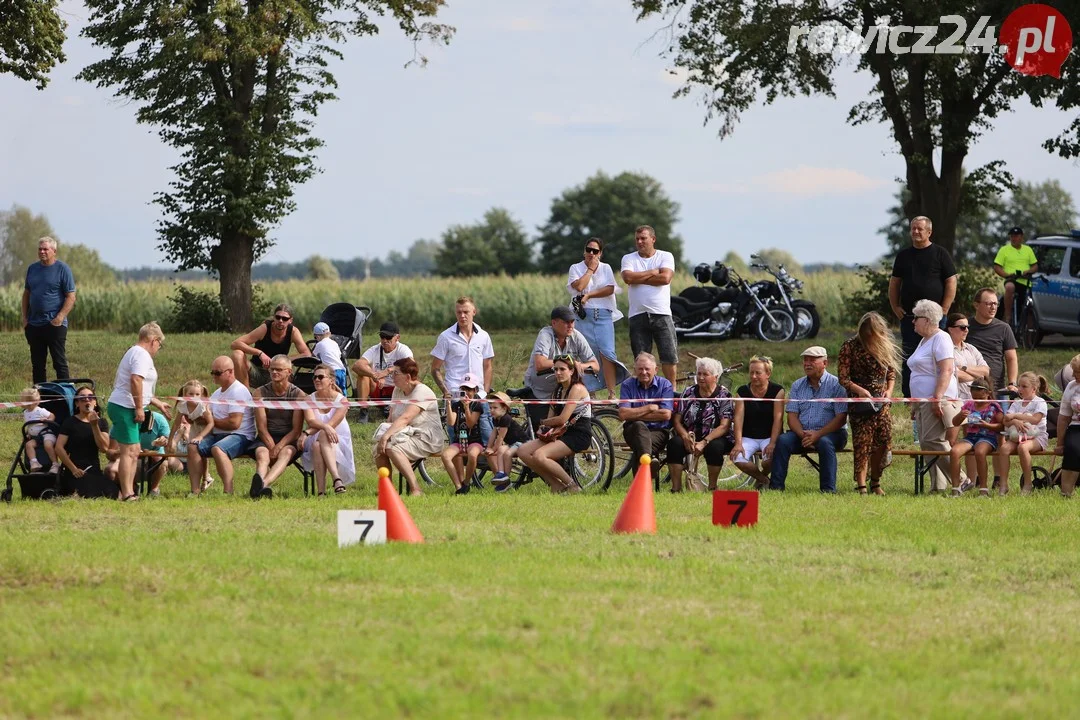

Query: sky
[[1, 0, 1078, 271]]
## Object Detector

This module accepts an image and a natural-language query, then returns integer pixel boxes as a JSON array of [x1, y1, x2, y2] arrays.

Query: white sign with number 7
[[337, 510, 387, 547]]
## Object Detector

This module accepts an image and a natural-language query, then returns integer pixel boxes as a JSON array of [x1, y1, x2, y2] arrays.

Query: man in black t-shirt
[[889, 216, 957, 396]]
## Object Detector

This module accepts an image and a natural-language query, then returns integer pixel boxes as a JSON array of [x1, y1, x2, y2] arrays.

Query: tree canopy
[[631, 0, 1080, 257], [0, 0, 66, 89], [435, 208, 533, 277], [77, 0, 452, 329], [534, 171, 684, 274], [0, 205, 116, 286], [880, 179, 1079, 265]]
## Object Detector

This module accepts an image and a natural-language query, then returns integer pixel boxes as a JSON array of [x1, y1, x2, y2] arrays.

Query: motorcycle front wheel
[[792, 300, 821, 339], [754, 307, 798, 343]]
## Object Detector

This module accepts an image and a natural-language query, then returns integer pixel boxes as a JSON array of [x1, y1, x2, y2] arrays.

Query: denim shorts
[[197, 433, 254, 459], [628, 313, 678, 365]]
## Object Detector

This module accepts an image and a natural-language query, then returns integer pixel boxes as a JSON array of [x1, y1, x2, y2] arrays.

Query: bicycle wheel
[[572, 420, 612, 491], [1020, 305, 1042, 350], [593, 407, 633, 485]]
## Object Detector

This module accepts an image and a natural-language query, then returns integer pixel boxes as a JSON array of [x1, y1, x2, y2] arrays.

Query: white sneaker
[[29, 460, 42, 472], [48, 462, 60, 474]]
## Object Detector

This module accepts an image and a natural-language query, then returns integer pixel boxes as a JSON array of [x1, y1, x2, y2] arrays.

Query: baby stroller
[[294, 303, 372, 395], [3, 378, 94, 501]]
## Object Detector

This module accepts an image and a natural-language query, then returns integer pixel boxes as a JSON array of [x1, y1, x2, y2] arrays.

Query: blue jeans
[[769, 428, 848, 493]]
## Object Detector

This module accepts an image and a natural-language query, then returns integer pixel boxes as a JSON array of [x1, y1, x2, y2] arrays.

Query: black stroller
[[3, 377, 94, 501], [293, 303, 372, 395]]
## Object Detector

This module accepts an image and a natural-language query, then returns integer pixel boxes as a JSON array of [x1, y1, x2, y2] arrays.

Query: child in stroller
[[21, 387, 59, 474]]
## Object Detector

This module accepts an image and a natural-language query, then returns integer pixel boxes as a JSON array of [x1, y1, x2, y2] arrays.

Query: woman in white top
[[906, 299, 959, 493], [300, 363, 355, 495], [105, 321, 170, 501], [1055, 354, 1080, 496], [568, 237, 624, 399]]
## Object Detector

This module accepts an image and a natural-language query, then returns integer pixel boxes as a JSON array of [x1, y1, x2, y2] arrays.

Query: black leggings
[[665, 434, 732, 467], [1062, 425, 1080, 471]]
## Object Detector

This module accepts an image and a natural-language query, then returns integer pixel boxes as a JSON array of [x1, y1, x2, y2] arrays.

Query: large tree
[[631, 0, 1080, 257], [78, 0, 452, 329], [434, 207, 532, 277], [1, 0, 66, 89], [881, 178, 1078, 265], [534, 171, 684, 274]]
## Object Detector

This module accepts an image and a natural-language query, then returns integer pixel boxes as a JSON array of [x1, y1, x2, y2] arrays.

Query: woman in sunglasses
[[55, 387, 117, 498], [229, 303, 311, 387], [568, 237, 624, 399], [517, 355, 592, 493], [299, 363, 355, 495]]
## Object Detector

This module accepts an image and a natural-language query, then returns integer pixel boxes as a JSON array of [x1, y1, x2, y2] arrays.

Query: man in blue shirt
[[769, 346, 848, 493], [618, 352, 674, 477], [21, 236, 76, 384]]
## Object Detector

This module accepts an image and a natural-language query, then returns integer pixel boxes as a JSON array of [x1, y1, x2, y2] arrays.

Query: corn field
[[0, 270, 866, 333]]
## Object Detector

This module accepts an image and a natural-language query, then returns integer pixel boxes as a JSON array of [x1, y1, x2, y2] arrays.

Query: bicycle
[[1005, 272, 1045, 351]]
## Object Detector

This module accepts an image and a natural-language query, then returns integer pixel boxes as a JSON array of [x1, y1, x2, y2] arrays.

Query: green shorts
[[107, 402, 142, 445]]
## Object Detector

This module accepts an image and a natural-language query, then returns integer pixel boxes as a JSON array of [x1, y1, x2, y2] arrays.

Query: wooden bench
[[793, 447, 1059, 494], [136, 450, 315, 496]]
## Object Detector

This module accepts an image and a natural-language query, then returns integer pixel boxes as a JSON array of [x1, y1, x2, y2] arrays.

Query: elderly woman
[[568, 237, 625, 398], [838, 312, 899, 495], [730, 355, 785, 490], [105, 321, 170, 502], [666, 357, 734, 492], [908, 299, 960, 492], [374, 357, 447, 496]]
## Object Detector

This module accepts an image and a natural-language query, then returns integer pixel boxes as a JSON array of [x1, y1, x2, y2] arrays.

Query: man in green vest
[[993, 227, 1038, 326]]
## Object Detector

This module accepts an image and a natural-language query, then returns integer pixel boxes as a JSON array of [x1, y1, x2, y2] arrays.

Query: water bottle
[[912, 417, 919, 440], [458, 425, 468, 451]]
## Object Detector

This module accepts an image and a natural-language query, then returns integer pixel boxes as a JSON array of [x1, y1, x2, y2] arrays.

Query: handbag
[[848, 359, 888, 416], [537, 423, 568, 443]]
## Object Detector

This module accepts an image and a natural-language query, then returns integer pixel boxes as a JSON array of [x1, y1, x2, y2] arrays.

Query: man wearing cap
[[993, 227, 1038, 326], [769, 346, 848, 493], [352, 321, 413, 424], [618, 352, 675, 477], [524, 306, 599, 429], [431, 296, 496, 444]]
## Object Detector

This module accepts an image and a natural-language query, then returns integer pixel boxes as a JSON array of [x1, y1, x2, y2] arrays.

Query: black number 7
[[354, 519, 374, 541], [728, 499, 747, 525]]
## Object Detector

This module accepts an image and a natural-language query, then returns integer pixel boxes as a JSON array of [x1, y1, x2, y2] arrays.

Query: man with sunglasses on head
[[230, 303, 311, 387], [352, 321, 413, 425], [524, 306, 599, 429], [187, 356, 257, 496]]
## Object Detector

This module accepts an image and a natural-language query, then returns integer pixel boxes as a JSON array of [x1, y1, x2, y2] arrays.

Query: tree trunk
[[902, 155, 964, 260], [214, 231, 255, 331]]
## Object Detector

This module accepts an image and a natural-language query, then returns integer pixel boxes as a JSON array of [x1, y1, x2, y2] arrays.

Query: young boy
[[312, 322, 347, 394], [21, 388, 58, 473], [485, 392, 527, 492]]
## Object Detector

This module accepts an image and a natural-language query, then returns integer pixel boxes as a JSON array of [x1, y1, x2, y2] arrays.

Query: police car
[[1024, 231, 1080, 348]]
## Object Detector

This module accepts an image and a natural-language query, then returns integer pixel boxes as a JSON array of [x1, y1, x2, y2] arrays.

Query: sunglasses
[[274, 315, 291, 322], [584, 247, 601, 254], [379, 334, 396, 340], [210, 369, 230, 377], [76, 395, 95, 401], [313, 374, 329, 380], [951, 324, 969, 330]]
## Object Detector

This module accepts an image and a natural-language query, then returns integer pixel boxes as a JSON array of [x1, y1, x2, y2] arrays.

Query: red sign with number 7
[[712, 490, 759, 527]]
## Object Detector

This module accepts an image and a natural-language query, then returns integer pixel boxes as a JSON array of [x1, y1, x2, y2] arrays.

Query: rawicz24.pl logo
[[787, 3, 1073, 77]]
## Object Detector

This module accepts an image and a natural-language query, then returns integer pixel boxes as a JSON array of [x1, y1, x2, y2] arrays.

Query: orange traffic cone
[[611, 455, 656, 535], [377, 467, 424, 543]]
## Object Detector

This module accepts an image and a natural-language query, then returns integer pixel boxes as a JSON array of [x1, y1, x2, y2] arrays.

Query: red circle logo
[[1000, 4, 1073, 77]]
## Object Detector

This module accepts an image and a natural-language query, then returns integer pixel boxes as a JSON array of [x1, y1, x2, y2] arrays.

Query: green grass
[[4, 329, 1080, 717]]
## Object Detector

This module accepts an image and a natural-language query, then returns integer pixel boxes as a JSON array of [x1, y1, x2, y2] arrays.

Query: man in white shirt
[[620, 225, 678, 384], [352, 321, 413, 424], [431, 296, 495, 444], [187, 355, 257, 495]]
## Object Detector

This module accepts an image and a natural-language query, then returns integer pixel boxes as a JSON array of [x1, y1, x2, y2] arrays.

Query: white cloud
[[754, 165, 887, 196], [675, 166, 886, 197]]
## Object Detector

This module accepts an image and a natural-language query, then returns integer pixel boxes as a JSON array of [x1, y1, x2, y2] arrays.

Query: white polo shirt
[[621, 249, 675, 317], [431, 323, 495, 395]]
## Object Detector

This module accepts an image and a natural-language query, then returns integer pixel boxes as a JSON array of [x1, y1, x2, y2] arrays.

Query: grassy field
[[4, 328, 1080, 717]]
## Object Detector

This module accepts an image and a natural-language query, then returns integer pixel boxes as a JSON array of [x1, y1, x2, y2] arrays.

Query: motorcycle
[[748, 254, 821, 339], [671, 262, 798, 342]]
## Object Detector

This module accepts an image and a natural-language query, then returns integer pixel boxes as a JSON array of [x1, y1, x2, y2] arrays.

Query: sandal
[[855, 483, 868, 495], [870, 481, 885, 496], [333, 478, 346, 494], [121, 494, 139, 502]]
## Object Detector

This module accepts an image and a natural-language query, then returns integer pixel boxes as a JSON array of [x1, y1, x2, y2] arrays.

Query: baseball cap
[[1009, 226, 1024, 236], [313, 322, 330, 335], [460, 372, 481, 390], [379, 321, 400, 339], [551, 306, 576, 322], [801, 346, 828, 358]]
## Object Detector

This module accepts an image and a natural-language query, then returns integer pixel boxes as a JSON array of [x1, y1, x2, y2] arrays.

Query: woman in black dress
[[730, 356, 785, 490], [55, 386, 117, 499], [517, 355, 592, 493]]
